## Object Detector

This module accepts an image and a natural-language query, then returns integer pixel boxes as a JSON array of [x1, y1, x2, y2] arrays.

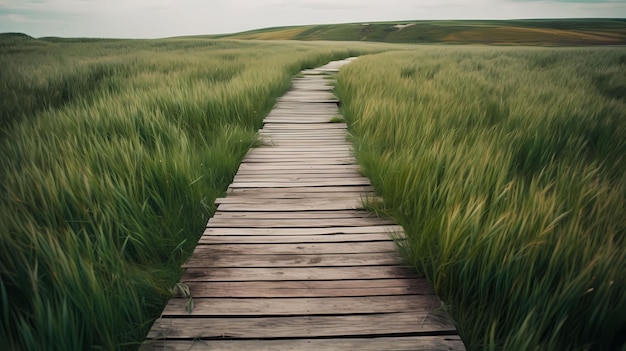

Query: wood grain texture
[[162, 295, 443, 316], [182, 252, 404, 268], [147, 311, 456, 339], [189, 242, 399, 256], [141, 336, 465, 351], [202, 225, 404, 235], [197, 233, 399, 244], [176, 279, 435, 297], [181, 266, 419, 282]]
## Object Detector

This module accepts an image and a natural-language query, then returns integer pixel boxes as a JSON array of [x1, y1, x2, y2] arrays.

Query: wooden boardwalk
[[142, 59, 465, 350]]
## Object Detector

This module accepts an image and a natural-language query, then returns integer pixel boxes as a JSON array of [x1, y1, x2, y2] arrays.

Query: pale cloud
[[0, 0, 624, 38]]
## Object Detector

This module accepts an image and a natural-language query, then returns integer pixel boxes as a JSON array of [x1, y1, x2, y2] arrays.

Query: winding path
[[142, 58, 465, 350]]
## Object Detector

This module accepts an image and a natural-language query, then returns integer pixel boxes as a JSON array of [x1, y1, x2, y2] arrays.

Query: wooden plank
[[252, 146, 351, 151], [248, 153, 353, 157], [258, 132, 346, 136], [212, 210, 378, 219], [276, 100, 339, 104], [236, 164, 360, 171], [246, 147, 350, 152], [205, 217, 395, 228], [190, 242, 398, 255], [234, 170, 360, 175], [217, 201, 362, 211], [261, 142, 350, 147], [269, 102, 337, 108], [256, 138, 348, 142], [182, 266, 418, 282], [229, 177, 365, 183], [264, 113, 341, 117], [256, 141, 349, 146], [259, 131, 346, 135], [232, 176, 366, 182], [202, 226, 404, 236], [227, 184, 370, 191], [220, 194, 375, 201], [244, 152, 353, 158], [243, 153, 353, 158], [141, 336, 465, 351], [215, 198, 365, 206], [176, 279, 435, 297], [228, 182, 369, 190], [182, 252, 403, 268], [242, 157, 356, 163], [162, 295, 443, 316], [147, 311, 456, 339], [239, 160, 357, 165], [243, 153, 352, 158], [214, 196, 372, 205], [198, 234, 398, 244], [220, 192, 375, 199], [263, 119, 337, 124], [263, 126, 348, 132], [227, 185, 372, 193]]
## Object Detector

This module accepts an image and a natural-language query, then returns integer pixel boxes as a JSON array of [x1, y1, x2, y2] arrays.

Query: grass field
[[2, 27, 626, 351], [212, 19, 626, 45], [0, 35, 385, 350], [336, 47, 626, 350]]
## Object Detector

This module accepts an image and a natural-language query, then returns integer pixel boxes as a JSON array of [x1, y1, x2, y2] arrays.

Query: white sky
[[0, 0, 625, 38]]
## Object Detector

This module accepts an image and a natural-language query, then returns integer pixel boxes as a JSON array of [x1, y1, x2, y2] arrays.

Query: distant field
[[210, 19, 626, 45]]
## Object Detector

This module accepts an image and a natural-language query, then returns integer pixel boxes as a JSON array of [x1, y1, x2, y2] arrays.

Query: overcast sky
[[1, 0, 625, 39]]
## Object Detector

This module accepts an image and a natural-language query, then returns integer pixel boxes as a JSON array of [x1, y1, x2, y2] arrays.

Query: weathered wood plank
[[243, 153, 354, 159], [227, 185, 371, 192], [261, 124, 346, 129], [182, 266, 418, 282], [190, 242, 398, 255], [182, 252, 403, 268], [215, 197, 370, 204], [215, 203, 361, 211], [177, 279, 435, 298], [231, 177, 368, 184], [216, 201, 363, 211], [211, 210, 377, 219], [141, 336, 465, 351], [147, 311, 456, 339], [202, 226, 404, 236], [240, 159, 357, 166], [199, 233, 399, 243], [230, 177, 367, 184], [252, 146, 351, 151], [228, 182, 369, 190], [236, 164, 361, 171], [220, 191, 374, 199], [162, 295, 443, 316], [220, 193, 375, 201], [206, 217, 394, 228]]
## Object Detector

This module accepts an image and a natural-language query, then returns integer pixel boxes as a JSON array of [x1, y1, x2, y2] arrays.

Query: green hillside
[[212, 19, 626, 45]]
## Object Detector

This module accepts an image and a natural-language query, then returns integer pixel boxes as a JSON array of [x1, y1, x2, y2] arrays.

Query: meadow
[[336, 47, 626, 350], [0, 35, 384, 350], [2, 31, 625, 351]]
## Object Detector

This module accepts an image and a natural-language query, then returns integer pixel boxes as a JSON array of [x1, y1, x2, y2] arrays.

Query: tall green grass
[[337, 47, 626, 350], [0, 37, 381, 350]]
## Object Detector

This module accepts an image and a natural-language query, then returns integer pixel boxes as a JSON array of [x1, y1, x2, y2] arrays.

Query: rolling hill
[[209, 19, 626, 46]]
